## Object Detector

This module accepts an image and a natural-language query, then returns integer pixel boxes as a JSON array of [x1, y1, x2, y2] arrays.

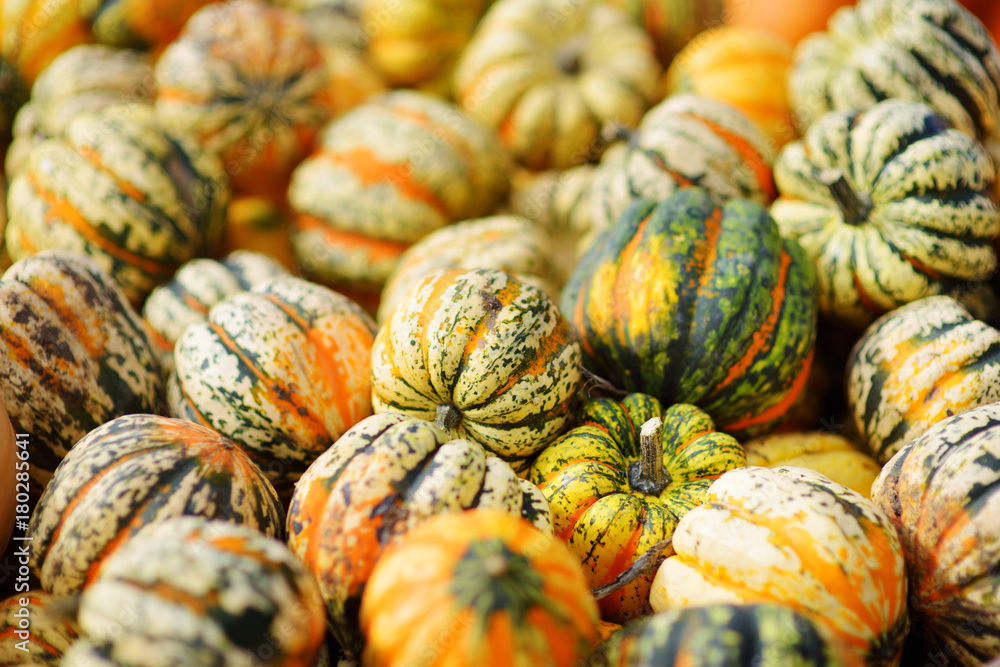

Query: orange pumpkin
[[722, 0, 855, 45], [1, 0, 91, 84]]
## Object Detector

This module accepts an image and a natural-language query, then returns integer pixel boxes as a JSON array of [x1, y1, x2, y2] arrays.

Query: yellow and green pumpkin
[[563, 188, 817, 440], [605, 0, 724, 67], [0, 590, 79, 665], [847, 295, 1000, 464], [529, 394, 746, 623], [743, 431, 882, 497], [770, 99, 1000, 326]]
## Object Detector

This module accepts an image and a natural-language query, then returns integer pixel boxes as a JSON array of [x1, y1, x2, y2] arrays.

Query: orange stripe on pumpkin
[[681, 112, 776, 200], [295, 215, 410, 264], [722, 348, 813, 433]]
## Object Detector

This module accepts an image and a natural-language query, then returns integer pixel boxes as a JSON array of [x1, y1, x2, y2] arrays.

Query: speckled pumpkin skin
[[372, 267, 582, 473], [770, 100, 1000, 326], [744, 431, 882, 497], [28, 414, 285, 597], [563, 188, 817, 440], [287, 412, 553, 655], [847, 296, 1000, 464], [1, 0, 91, 85], [168, 275, 377, 495], [530, 394, 746, 623], [0, 590, 79, 665], [0, 251, 163, 490], [71, 517, 326, 667], [650, 466, 909, 667]]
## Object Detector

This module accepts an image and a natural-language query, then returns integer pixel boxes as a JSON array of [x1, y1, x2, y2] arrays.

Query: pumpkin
[[664, 25, 797, 148], [0, 395, 14, 554], [286, 412, 553, 655], [770, 100, 1000, 326], [789, 0, 1000, 158], [847, 296, 1000, 464], [1, 0, 91, 85], [871, 403, 1000, 667], [82, 0, 215, 52], [0, 56, 27, 159], [605, 0, 724, 66], [313, 33, 388, 120], [376, 215, 556, 324], [67, 517, 326, 666], [154, 0, 333, 202], [6, 104, 229, 306], [453, 0, 661, 170], [743, 432, 882, 497], [0, 251, 163, 489], [4, 44, 154, 179], [142, 250, 288, 374], [600, 603, 852, 667], [529, 394, 746, 623], [563, 188, 818, 440], [587, 94, 777, 237], [0, 590, 79, 665], [168, 274, 377, 495], [722, 0, 855, 46], [649, 466, 909, 666], [219, 196, 298, 271], [288, 90, 513, 299], [372, 267, 581, 473], [359, 509, 600, 667]]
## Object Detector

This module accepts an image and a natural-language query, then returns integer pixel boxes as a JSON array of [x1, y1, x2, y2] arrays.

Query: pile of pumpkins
[[1, 0, 1000, 665]]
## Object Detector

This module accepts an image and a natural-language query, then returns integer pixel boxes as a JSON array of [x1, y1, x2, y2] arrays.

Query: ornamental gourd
[[529, 394, 746, 623], [372, 268, 582, 473], [872, 403, 1000, 667], [453, 0, 661, 170], [604, 0, 724, 66], [1, 1, 91, 84], [0, 251, 163, 489], [360, 510, 600, 667], [847, 296, 1000, 464], [563, 188, 817, 440], [0, 590, 79, 665], [770, 100, 1000, 325], [83, 0, 216, 52], [287, 412, 553, 656], [743, 431, 882, 497], [650, 466, 909, 666]]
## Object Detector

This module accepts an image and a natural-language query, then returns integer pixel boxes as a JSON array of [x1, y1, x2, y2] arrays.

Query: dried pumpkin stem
[[591, 537, 673, 600], [435, 403, 463, 432], [821, 169, 872, 226], [629, 417, 670, 496]]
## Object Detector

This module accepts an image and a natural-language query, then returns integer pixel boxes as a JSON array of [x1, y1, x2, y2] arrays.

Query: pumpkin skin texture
[[286, 412, 553, 655], [453, 0, 661, 170], [563, 188, 818, 440], [529, 394, 746, 624], [154, 0, 333, 202], [588, 94, 777, 236], [847, 296, 1000, 464], [743, 432, 882, 497], [168, 275, 377, 496], [372, 267, 582, 473], [788, 0, 1000, 155], [6, 105, 229, 306], [605, 0, 723, 67], [1, 0, 91, 85], [649, 466, 909, 666], [0, 590, 79, 665], [601, 603, 851, 667], [871, 403, 1000, 666], [359, 509, 600, 667], [70, 517, 326, 667], [0, 251, 163, 489], [770, 100, 1000, 326]]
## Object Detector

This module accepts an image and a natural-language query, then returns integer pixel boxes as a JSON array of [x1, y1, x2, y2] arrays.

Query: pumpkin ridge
[[294, 216, 411, 262], [679, 112, 776, 199], [722, 347, 813, 434]]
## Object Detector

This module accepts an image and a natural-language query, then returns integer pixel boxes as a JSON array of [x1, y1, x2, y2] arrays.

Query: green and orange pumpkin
[[0, 590, 79, 665]]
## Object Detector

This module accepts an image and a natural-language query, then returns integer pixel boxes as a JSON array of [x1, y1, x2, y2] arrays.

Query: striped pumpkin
[[664, 25, 797, 148], [847, 296, 1000, 464], [1, 0, 91, 85], [0, 590, 79, 665], [770, 100, 1000, 326], [142, 250, 288, 375], [372, 268, 582, 473], [744, 432, 882, 497], [360, 509, 600, 667], [4, 44, 154, 179], [6, 104, 229, 306], [605, 0, 724, 66], [376, 215, 555, 324], [563, 188, 818, 440], [70, 517, 326, 666], [168, 275, 377, 495], [154, 0, 333, 202], [28, 414, 284, 596], [453, 0, 661, 170], [588, 94, 777, 236], [0, 251, 163, 489], [789, 0, 1000, 156], [601, 603, 851, 667], [287, 412, 553, 655], [83, 0, 215, 52], [529, 394, 746, 623], [872, 403, 1000, 666], [288, 90, 513, 298], [650, 466, 909, 666]]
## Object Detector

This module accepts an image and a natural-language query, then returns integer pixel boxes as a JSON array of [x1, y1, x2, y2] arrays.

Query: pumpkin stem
[[435, 403, 462, 432], [628, 417, 671, 496], [591, 537, 674, 600], [821, 169, 872, 226], [556, 34, 586, 75]]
